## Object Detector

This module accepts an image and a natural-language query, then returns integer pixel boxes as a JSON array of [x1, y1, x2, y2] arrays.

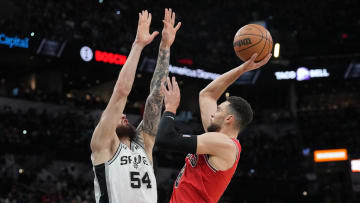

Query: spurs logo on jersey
[[120, 154, 150, 169], [92, 142, 157, 203]]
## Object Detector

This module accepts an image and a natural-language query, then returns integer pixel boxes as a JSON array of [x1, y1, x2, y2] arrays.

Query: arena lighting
[[274, 43, 280, 58], [0, 33, 29, 48], [274, 67, 330, 81], [351, 159, 360, 172], [314, 149, 348, 162]]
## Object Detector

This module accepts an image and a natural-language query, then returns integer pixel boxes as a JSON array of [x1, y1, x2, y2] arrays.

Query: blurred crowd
[[0, 79, 359, 202], [1, 0, 359, 69], [0, 154, 94, 203]]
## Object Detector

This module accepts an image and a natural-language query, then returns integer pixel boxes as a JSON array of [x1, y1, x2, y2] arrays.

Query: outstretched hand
[[161, 8, 182, 48], [241, 53, 272, 72], [161, 77, 181, 114], [134, 10, 159, 48]]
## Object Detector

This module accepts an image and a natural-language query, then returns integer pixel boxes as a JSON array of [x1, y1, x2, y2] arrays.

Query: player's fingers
[[166, 8, 170, 22], [250, 53, 258, 62], [161, 82, 168, 95], [162, 20, 170, 28], [145, 10, 148, 18], [171, 11, 175, 25], [172, 77, 180, 93], [175, 22, 182, 31], [163, 8, 167, 21], [148, 13, 152, 24], [166, 77, 173, 91], [140, 11, 144, 22], [164, 8, 168, 21], [169, 8, 172, 22], [150, 31, 159, 41], [138, 13, 141, 23], [258, 53, 272, 66]]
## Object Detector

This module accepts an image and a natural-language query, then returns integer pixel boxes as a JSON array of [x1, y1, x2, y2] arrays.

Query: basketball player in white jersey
[[90, 9, 181, 203]]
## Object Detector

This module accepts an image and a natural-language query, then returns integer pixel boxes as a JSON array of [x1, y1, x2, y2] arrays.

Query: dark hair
[[226, 96, 253, 130]]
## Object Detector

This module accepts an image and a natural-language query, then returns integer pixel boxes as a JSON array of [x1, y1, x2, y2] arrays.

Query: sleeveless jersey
[[92, 141, 157, 203], [170, 138, 241, 203]]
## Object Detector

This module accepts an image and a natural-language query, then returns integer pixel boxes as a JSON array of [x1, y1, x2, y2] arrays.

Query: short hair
[[226, 96, 253, 131]]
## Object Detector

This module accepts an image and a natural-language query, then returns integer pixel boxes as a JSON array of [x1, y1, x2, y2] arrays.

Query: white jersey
[[92, 141, 157, 203]]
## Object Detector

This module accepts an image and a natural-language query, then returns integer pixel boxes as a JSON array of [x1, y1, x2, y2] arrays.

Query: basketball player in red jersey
[[156, 52, 271, 203]]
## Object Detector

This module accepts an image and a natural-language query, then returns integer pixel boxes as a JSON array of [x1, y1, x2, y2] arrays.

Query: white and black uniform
[[92, 141, 157, 203]]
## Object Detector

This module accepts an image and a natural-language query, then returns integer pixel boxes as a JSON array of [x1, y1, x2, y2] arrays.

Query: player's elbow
[[199, 89, 215, 99], [199, 89, 209, 97]]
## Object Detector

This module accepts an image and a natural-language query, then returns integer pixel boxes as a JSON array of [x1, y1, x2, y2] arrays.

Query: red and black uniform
[[170, 138, 241, 203]]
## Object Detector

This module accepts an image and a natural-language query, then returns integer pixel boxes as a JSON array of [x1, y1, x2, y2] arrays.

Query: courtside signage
[[80, 46, 127, 65], [0, 33, 29, 48], [314, 149, 348, 162]]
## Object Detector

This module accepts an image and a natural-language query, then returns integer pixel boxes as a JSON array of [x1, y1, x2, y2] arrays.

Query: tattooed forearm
[[136, 48, 170, 138], [150, 49, 170, 93]]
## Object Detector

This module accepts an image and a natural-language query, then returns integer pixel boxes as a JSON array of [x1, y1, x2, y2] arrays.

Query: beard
[[116, 123, 137, 141], [207, 123, 221, 132]]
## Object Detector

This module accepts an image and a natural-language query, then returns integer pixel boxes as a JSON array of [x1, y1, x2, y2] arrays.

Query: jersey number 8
[[130, 171, 152, 189]]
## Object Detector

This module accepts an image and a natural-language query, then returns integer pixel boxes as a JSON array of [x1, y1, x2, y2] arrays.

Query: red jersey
[[170, 138, 241, 203]]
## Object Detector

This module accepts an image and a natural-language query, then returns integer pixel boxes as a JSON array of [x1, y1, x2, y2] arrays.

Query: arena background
[[0, 0, 360, 202]]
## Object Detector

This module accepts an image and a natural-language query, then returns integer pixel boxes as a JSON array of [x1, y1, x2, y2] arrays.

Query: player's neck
[[219, 128, 238, 139], [119, 137, 131, 148]]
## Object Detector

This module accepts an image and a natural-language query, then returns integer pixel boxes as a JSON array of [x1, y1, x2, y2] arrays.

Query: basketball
[[233, 24, 273, 62]]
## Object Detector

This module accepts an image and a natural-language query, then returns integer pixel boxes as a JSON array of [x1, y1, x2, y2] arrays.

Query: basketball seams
[[256, 30, 268, 62], [234, 24, 264, 53], [233, 36, 262, 52], [234, 24, 273, 61], [236, 33, 272, 41]]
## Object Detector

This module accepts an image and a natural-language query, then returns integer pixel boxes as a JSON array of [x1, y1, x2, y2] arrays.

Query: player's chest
[[118, 144, 150, 170]]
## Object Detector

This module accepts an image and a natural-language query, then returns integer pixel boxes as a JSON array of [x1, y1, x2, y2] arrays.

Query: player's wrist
[[237, 64, 249, 74], [165, 106, 177, 114], [132, 41, 146, 50], [160, 41, 171, 50]]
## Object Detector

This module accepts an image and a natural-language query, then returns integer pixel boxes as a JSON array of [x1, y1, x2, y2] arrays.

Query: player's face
[[207, 102, 229, 132], [116, 114, 136, 140]]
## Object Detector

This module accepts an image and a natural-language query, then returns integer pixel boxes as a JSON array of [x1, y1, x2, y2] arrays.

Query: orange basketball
[[233, 24, 273, 62]]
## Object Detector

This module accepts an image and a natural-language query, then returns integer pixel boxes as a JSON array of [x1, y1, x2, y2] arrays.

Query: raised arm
[[199, 53, 272, 131], [155, 77, 237, 168], [136, 9, 181, 157], [90, 10, 159, 155]]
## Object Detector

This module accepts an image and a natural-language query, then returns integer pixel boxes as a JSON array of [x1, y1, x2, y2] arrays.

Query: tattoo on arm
[[136, 48, 170, 140]]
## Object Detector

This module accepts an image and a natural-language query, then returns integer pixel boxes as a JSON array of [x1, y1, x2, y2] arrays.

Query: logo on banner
[[95, 50, 126, 65], [0, 33, 29, 48], [275, 67, 330, 81], [80, 46, 127, 65], [80, 46, 93, 62]]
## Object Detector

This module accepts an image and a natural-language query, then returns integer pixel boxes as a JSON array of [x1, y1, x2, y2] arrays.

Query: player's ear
[[224, 115, 234, 124]]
